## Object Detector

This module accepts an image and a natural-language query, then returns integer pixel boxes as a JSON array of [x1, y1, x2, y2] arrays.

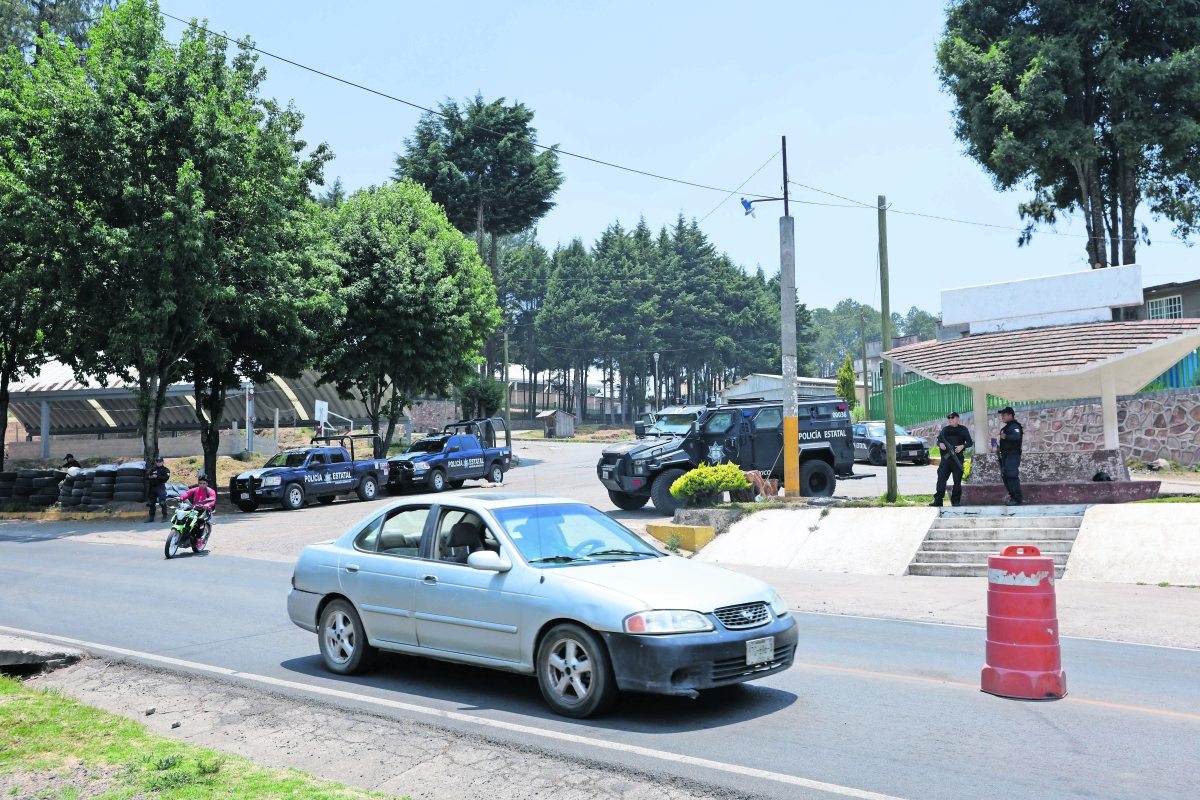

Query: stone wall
[[407, 399, 458, 435], [906, 387, 1200, 467]]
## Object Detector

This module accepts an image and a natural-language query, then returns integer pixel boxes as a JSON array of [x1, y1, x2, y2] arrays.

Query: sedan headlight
[[415, 461, 430, 470], [769, 592, 789, 618], [261, 476, 281, 487], [624, 610, 714, 634]]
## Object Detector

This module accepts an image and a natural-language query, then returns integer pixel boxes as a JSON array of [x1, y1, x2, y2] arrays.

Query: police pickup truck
[[598, 397, 854, 514], [231, 434, 389, 512], [387, 417, 512, 493]]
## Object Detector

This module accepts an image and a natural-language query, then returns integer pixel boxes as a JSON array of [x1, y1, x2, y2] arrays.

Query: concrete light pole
[[778, 138, 799, 497]]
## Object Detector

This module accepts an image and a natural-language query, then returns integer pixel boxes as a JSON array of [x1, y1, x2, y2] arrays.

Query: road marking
[[0, 625, 905, 800], [792, 661, 1200, 721], [792, 610, 1200, 652]]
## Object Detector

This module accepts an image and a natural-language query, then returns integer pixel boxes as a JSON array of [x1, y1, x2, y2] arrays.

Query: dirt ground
[[30, 659, 736, 800]]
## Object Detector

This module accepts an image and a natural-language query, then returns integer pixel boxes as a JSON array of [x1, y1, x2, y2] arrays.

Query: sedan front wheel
[[536, 623, 618, 718]]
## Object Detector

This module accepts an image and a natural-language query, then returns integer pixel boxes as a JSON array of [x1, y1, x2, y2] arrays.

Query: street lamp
[[653, 352, 660, 412], [742, 136, 799, 497]]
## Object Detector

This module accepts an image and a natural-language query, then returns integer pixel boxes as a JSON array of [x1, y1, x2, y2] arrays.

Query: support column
[[246, 384, 255, 453], [972, 385, 990, 454], [40, 401, 50, 460], [1100, 365, 1119, 451]]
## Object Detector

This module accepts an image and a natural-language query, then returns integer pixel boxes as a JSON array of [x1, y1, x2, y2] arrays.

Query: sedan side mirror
[[467, 550, 512, 572], [634, 421, 645, 438]]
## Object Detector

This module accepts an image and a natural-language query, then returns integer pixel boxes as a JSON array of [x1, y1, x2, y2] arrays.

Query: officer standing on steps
[[930, 411, 973, 507], [997, 406, 1024, 506]]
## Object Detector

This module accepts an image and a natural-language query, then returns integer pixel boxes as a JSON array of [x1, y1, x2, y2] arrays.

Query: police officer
[[146, 456, 171, 522], [997, 406, 1024, 506], [930, 411, 973, 507], [61, 453, 81, 470]]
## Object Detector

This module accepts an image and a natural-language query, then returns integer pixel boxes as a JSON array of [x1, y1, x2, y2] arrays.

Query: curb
[[0, 510, 147, 521]]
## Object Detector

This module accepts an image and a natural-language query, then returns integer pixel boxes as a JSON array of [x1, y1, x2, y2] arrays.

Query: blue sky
[[162, 0, 1199, 315]]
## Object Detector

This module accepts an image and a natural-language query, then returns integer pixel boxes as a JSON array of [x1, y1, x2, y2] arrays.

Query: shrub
[[670, 463, 751, 507]]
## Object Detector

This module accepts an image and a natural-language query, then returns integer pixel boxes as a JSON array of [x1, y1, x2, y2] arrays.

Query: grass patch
[[0, 675, 386, 799], [831, 494, 937, 508], [1134, 495, 1200, 503]]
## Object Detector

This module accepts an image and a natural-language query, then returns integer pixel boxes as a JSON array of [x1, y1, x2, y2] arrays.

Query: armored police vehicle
[[598, 397, 854, 514], [852, 422, 931, 466], [387, 417, 512, 493], [231, 434, 389, 512]]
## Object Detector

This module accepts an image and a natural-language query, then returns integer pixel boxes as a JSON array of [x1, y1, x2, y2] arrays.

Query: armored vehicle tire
[[319, 599, 377, 676], [356, 476, 378, 502], [488, 462, 505, 484], [237, 502, 258, 513], [608, 490, 649, 511], [650, 468, 686, 515], [317, 495, 336, 505], [536, 623, 619, 719], [449, 480, 465, 489], [868, 446, 887, 466], [799, 460, 836, 497], [429, 470, 446, 492], [281, 483, 305, 510]]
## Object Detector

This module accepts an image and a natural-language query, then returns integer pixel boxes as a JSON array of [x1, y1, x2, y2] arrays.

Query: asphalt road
[[1, 526, 1196, 799]]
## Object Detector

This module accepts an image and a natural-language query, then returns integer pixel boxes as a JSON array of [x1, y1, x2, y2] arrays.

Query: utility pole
[[878, 196, 898, 502], [780, 136, 800, 497], [859, 309, 870, 418], [653, 352, 660, 412], [246, 383, 255, 454], [503, 326, 511, 433]]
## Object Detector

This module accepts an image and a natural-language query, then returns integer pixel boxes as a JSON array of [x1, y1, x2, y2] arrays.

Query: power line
[[700, 150, 780, 223], [159, 11, 779, 201]]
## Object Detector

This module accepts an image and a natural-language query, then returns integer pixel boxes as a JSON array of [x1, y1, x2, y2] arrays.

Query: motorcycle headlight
[[415, 461, 430, 470], [261, 476, 281, 487], [769, 591, 789, 618], [624, 610, 714, 635]]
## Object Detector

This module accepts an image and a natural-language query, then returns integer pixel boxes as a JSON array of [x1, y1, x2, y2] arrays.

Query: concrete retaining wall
[[696, 507, 937, 576], [1063, 505, 1200, 585], [4, 434, 277, 461]]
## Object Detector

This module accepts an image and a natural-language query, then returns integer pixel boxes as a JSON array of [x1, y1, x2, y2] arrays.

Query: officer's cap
[[946, 412, 959, 419], [998, 406, 1017, 416]]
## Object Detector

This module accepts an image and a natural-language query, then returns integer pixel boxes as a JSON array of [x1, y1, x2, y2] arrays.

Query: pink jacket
[[181, 486, 216, 510]]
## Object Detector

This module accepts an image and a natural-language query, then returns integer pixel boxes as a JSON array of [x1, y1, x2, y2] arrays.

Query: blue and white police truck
[[387, 417, 512, 493], [231, 434, 389, 512]]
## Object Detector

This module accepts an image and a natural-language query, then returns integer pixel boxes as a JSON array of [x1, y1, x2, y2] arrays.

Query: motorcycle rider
[[176, 476, 217, 541]]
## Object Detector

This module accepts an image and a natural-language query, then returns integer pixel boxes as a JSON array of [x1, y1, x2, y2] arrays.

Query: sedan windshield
[[406, 437, 447, 454], [492, 503, 660, 566], [647, 414, 695, 434], [264, 451, 309, 468], [866, 424, 909, 437]]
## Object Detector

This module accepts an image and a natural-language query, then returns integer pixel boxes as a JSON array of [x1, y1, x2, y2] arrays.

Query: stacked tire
[[79, 469, 95, 508], [0, 471, 15, 504], [28, 470, 61, 507], [12, 470, 36, 506], [58, 470, 78, 506], [71, 469, 91, 508], [113, 465, 147, 504], [90, 467, 117, 506]]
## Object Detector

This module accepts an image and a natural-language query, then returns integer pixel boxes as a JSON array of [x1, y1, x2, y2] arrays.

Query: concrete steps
[[907, 505, 1086, 578]]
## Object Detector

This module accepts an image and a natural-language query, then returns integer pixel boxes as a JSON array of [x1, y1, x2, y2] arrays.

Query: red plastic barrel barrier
[[981, 544, 1067, 699]]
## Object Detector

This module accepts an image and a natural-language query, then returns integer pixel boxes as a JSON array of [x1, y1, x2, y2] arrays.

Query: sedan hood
[[558, 556, 773, 613]]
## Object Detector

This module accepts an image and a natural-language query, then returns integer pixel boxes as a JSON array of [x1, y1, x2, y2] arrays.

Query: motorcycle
[[164, 501, 212, 558]]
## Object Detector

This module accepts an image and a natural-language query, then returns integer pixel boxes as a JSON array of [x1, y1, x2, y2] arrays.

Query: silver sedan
[[287, 492, 797, 717]]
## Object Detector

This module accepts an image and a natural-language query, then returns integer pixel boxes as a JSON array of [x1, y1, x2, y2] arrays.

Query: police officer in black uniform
[[930, 411, 973, 507], [146, 456, 171, 522], [997, 406, 1024, 506]]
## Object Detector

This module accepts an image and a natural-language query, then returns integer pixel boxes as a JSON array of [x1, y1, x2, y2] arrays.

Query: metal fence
[[868, 346, 1200, 428]]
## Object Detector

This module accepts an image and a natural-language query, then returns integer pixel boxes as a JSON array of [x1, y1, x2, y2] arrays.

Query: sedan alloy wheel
[[536, 624, 618, 719]]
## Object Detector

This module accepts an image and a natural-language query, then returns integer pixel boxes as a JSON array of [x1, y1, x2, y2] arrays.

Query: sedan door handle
[[345, 564, 359, 573], [423, 575, 438, 585]]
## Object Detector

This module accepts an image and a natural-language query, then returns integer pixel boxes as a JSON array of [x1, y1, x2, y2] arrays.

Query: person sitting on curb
[[146, 456, 171, 523]]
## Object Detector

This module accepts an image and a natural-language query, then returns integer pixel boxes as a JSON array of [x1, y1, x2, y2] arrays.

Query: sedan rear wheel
[[536, 623, 618, 718], [318, 599, 375, 675]]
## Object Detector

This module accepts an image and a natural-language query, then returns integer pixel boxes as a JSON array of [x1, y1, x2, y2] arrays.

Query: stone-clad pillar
[[1100, 365, 1118, 450], [972, 385, 990, 454]]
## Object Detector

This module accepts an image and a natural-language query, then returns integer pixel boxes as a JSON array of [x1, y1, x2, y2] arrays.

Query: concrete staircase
[[907, 505, 1088, 578]]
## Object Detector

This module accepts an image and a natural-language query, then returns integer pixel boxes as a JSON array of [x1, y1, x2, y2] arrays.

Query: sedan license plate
[[746, 636, 774, 666], [240, 493, 249, 500]]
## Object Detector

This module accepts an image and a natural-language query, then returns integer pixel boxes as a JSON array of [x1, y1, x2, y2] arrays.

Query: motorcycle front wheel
[[164, 528, 181, 559]]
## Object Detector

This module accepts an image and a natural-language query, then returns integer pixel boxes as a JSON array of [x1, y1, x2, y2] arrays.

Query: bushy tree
[[456, 373, 506, 419], [318, 181, 498, 457], [0, 0, 114, 55], [836, 354, 858, 410]]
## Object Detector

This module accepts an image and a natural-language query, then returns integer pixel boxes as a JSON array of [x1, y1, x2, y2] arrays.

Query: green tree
[[900, 306, 938, 341], [936, 1, 1200, 265], [319, 181, 498, 457], [0, 24, 90, 469], [317, 176, 345, 209], [393, 94, 564, 276], [0, 0, 113, 55], [455, 373, 505, 419], [836, 354, 857, 410]]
